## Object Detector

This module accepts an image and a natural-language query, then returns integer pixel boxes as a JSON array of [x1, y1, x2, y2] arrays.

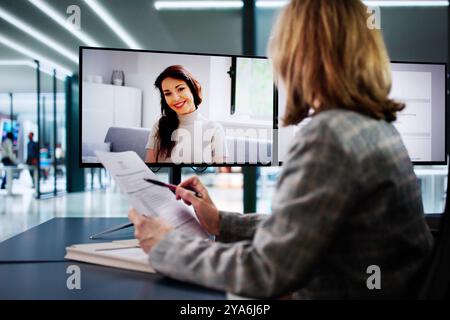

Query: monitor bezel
[[79, 46, 277, 168], [276, 60, 448, 166]]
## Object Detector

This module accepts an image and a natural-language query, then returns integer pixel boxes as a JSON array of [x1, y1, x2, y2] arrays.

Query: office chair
[[417, 166, 450, 299], [104, 126, 151, 161]]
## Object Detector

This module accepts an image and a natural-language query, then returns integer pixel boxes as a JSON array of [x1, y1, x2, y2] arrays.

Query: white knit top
[[146, 109, 228, 164]]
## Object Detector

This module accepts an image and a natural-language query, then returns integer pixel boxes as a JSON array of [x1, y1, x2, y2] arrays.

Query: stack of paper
[[95, 151, 209, 238], [65, 239, 155, 273]]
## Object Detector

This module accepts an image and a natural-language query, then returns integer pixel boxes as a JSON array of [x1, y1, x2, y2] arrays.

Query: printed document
[[95, 151, 208, 238]]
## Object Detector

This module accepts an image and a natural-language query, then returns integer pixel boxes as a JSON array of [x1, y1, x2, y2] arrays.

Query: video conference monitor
[[277, 62, 447, 165], [80, 47, 275, 167]]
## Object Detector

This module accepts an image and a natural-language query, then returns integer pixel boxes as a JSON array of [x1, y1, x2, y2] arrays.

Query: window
[[257, 166, 448, 215], [234, 57, 274, 122]]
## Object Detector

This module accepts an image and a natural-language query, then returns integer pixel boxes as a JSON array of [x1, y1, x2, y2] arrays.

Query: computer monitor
[[1, 119, 19, 146], [277, 62, 447, 165], [80, 47, 275, 167]]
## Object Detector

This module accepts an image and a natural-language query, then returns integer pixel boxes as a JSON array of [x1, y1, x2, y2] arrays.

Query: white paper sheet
[[95, 151, 209, 238]]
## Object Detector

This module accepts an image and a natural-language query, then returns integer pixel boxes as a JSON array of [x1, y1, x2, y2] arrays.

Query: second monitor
[[277, 62, 447, 165]]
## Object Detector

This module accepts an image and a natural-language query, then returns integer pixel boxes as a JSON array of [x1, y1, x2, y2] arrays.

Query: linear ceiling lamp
[[0, 92, 66, 105], [254, 1, 282, 8], [0, 34, 73, 77], [154, 1, 243, 10], [83, 0, 142, 49], [27, 0, 101, 47], [0, 60, 67, 81], [363, 1, 449, 6], [0, 7, 78, 64], [255, 0, 449, 8]]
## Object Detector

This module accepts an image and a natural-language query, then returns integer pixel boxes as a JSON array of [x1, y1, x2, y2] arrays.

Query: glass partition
[[257, 166, 448, 215], [0, 63, 67, 198], [0, 65, 39, 196], [37, 67, 67, 197], [182, 167, 244, 213]]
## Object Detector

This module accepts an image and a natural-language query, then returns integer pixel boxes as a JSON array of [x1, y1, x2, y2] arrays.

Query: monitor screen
[[277, 62, 447, 164], [1, 119, 19, 146], [80, 47, 274, 167]]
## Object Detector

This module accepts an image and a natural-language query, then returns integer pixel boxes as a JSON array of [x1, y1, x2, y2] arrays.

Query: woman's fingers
[[176, 186, 200, 207], [179, 176, 211, 200], [129, 209, 146, 239], [128, 208, 140, 223], [128, 209, 152, 237], [178, 176, 203, 192]]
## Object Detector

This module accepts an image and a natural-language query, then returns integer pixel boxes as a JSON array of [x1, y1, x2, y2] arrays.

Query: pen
[[95, 245, 140, 251], [143, 178, 202, 198], [89, 222, 133, 240]]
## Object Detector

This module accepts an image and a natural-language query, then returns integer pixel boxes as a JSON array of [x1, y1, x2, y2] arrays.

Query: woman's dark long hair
[[154, 65, 202, 161]]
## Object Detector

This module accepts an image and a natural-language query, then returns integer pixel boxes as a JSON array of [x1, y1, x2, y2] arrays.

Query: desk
[[0, 218, 225, 299]]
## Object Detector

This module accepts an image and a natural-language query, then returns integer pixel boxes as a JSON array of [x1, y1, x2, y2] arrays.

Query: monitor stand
[[169, 166, 182, 185]]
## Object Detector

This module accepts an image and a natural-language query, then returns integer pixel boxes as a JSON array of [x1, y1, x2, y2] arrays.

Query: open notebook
[[65, 239, 155, 274]]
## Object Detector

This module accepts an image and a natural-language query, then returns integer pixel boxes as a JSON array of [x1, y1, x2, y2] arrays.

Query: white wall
[[82, 50, 138, 85], [209, 57, 232, 122]]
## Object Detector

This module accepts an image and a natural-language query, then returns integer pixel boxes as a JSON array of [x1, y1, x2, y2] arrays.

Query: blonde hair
[[269, 0, 404, 126]]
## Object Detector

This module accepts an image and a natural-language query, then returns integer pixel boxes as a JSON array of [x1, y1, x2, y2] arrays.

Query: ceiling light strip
[[363, 1, 449, 7], [28, 0, 101, 47], [0, 7, 78, 63], [255, 0, 449, 8], [0, 61, 67, 81], [0, 33, 73, 76], [83, 0, 142, 49], [0, 59, 69, 81], [154, 1, 243, 10], [155, 0, 449, 9]]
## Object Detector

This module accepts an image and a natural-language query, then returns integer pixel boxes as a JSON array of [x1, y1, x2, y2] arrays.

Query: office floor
[[0, 184, 246, 242]]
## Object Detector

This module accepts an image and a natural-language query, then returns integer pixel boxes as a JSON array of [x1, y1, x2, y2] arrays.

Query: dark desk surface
[[0, 218, 225, 299], [0, 218, 134, 262]]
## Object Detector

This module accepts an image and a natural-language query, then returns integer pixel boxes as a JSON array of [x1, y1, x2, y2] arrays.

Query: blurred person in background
[[1, 132, 17, 189]]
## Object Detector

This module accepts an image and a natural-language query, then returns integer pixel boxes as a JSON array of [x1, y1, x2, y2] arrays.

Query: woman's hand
[[175, 176, 221, 236], [128, 209, 174, 253]]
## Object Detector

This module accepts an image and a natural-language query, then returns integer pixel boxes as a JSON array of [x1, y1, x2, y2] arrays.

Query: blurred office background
[[0, 0, 448, 241]]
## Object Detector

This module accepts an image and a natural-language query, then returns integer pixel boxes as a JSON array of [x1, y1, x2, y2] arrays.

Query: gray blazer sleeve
[[148, 121, 358, 298], [216, 211, 269, 243]]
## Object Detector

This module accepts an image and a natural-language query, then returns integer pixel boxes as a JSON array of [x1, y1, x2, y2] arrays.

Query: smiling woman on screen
[[145, 65, 227, 164]]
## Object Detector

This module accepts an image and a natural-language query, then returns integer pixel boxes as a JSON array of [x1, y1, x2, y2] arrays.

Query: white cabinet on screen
[[82, 82, 142, 143]]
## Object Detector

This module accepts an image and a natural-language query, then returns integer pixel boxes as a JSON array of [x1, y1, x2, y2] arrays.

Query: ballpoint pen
[[89, 222, 133, 240], [143, 178, 202, 198]]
